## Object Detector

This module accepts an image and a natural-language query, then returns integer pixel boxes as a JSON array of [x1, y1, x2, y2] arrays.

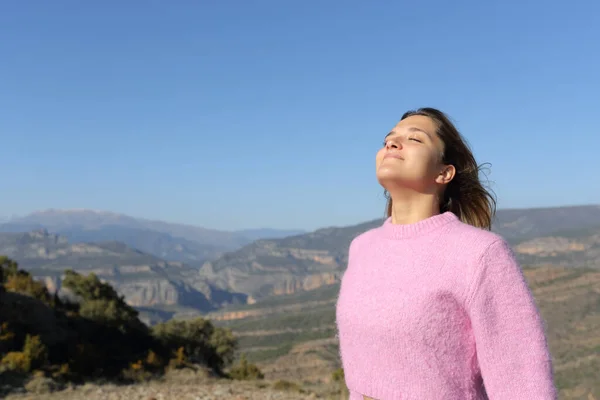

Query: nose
[[386, 138, 402, 150]]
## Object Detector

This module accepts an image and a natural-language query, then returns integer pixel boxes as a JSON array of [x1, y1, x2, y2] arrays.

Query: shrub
[[272, 379, 302, 391], [22, 335, 47, 370], [167, 346, 188, 370], [228, 354, 264, 380], [1, 351, 31, 373], [152, 318, 237, 374], [50, 363, 71, 381], [121, 359, 153, 382], [0, 322, 16, 352], [0, 334, 47, 373], [331, 367, 344, 382], [145, 350, 162, 371]]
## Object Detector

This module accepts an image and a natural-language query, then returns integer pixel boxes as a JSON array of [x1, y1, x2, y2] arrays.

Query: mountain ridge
[[0, 209, 305, 265]]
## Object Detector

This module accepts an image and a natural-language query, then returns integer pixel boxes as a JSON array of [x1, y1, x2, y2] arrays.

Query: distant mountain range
[[200, 204, 600, 305], [491, 204, 600, 242], [0, 209, 305, 265], [0, 229, 248, 317], [0, 204, 599, 323]]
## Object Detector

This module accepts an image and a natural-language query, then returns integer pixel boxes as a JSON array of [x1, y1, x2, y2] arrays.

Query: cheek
[[375, 149, 385, 166], [425, 152, 444, 176], [410, 148, 439, 173]]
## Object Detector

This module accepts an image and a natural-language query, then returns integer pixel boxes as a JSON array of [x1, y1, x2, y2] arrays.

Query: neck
[[389, 191, 440, 225]]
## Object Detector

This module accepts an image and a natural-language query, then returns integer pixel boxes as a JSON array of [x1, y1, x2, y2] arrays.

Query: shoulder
[[446, 220, 522, 305], [444, 218, 511, 261], [347, 224, 383, 256]]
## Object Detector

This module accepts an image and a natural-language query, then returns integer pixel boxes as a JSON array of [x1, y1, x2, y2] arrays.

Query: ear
[[435, 164, 455, 185]]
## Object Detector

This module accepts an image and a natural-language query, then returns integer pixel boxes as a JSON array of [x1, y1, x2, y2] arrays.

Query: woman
[[335, 108, 556, 400]]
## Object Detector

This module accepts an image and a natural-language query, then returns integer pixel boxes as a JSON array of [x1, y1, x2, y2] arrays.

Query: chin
[[377, 164, 402, 178], [377, 170, 426, 193], [376, 170, 404, 188]]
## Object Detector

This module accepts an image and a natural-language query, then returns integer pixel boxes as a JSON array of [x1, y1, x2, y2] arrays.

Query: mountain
[[0, 229, 247, 320], [235, 228, 306, 241], [492, 204, 600, 242], [199, 204, 600, 302], [198, 219, 380, 302], [0, 209, 304, 266]]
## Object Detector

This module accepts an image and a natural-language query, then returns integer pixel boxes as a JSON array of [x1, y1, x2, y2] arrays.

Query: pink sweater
[[335, 212, 556, 400]]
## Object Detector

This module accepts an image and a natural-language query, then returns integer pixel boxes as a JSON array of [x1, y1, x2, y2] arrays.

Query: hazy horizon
[[2, 202, 599, 233]]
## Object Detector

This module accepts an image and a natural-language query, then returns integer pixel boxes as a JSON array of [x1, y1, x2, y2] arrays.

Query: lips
[[383, 151, 404, 160]]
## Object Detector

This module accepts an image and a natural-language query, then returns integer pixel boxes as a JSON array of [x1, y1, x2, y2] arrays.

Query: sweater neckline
[[381, 211, 458, 239]]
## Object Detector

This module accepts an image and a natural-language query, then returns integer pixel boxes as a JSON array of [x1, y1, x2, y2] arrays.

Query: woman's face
[[376, 114, 450, 193]]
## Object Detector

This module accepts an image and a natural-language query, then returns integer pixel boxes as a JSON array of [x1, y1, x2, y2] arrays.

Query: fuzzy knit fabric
[[335, 211, 556, 400]]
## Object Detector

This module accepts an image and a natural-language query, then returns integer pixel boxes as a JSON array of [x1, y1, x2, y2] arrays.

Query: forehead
[[392, 114, 438, 134]]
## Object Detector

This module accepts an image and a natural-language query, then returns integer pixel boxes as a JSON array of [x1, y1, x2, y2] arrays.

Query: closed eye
[[409, 138, 422, 143]]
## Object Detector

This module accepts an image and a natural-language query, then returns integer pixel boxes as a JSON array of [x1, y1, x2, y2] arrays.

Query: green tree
[[4, 273, 51, 303], [62, 270, 145, 333], [0, 256, 19, 284], [209, 325, 237, 369], [152, 317, 237, 374]]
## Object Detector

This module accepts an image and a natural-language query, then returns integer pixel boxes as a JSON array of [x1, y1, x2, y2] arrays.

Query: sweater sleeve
[[465, 238, 557, 400]]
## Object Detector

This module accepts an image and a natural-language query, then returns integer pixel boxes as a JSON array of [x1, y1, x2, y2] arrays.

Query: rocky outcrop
[[513, 232, 600, 268], [195, 219, 382, 302], [0, 231, 243, 313], [271, 272, 340, 295], [515, 237, 593, 256], [209, 298, 336, 322]]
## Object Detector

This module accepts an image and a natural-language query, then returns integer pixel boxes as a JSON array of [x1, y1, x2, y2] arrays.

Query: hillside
[[199, 205, 600, 302], [0, 209, 304, 266], [210, 266, 600, 399], [0, 229, 246, 317], [198, 219, 379, 302], [492, 204, 600, 241]]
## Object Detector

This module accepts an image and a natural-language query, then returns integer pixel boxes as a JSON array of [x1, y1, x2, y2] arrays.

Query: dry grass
[[3, 368, 323, 400], [526, 267, 600, 398]]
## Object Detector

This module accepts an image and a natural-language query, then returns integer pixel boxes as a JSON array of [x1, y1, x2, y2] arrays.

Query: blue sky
[[1, 1, 599, 231]]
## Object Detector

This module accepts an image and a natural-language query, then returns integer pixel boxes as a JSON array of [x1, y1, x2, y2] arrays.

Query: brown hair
[[385, 107, 497, 230]]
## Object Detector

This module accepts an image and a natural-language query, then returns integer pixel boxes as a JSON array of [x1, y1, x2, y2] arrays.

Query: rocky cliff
[[0, 230, 246, 317], [198, 219, 380, 302]]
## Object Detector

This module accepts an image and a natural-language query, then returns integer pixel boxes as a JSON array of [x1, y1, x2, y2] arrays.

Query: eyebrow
[[385, 127, 433, 139]]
